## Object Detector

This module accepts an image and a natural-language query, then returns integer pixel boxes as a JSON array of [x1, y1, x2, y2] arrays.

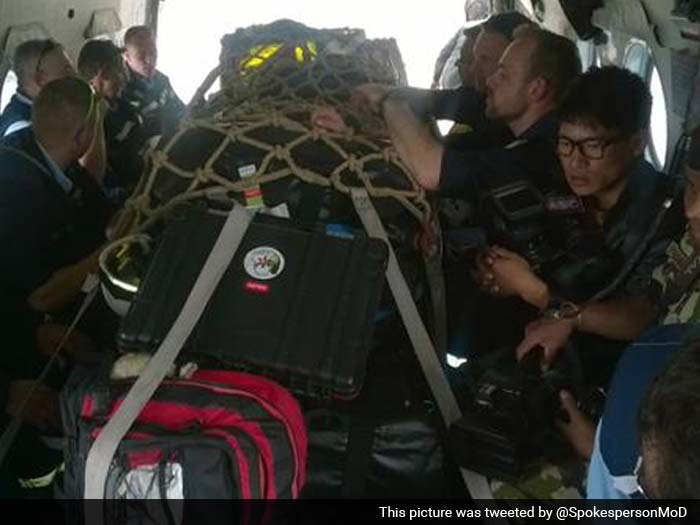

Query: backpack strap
[[422, 226, 448, 361], [83, 204, 253, 511], [350, 188, 496, 501]]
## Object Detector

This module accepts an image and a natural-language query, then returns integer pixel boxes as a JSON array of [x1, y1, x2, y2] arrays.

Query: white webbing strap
[[0, 277, 100, 469], [350, 188, 494, 501], [83, 204, 253, 510]]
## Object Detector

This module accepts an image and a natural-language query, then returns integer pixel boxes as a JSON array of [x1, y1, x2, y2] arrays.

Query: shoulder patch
[[505, 138, 528, 150], [544, 194, 585, 214]]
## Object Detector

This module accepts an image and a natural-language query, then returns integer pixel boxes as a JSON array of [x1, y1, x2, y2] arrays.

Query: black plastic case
[[118, 203, 389, 399]]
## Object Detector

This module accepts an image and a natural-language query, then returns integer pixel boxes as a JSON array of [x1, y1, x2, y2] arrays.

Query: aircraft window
[[623, 40, 668, 169], [649, 65, 668, 169], [465, 0, 492, 21], [1, 70, 18, 112], [519, 1, 534, 14], [577, 41, 600, 71], [624, 41, 651, 77], [530, 0, 546, 21]]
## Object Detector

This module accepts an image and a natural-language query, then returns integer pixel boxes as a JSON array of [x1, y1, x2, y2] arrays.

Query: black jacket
[[0, 129, 113, 298], [0, 91, 32, 138], [120, 67, 185, 139]]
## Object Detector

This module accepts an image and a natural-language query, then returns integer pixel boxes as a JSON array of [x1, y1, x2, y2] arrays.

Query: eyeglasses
[[35, 40, 60, 76], [557, 135, 624, 160]]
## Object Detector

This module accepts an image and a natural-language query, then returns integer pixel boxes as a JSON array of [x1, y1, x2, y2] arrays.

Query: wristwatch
[[542, 298, 581, 322]]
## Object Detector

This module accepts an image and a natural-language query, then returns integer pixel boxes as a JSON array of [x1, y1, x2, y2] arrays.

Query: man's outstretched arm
[[353, 84, 443, 190], [382, 95, 444, 190]]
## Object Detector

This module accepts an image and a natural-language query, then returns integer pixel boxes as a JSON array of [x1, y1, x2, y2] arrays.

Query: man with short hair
[[79, 39, 147, 202], [352, 27, 580, 204], [420, 12, 535, 147], [0, 39, 75, 138], [472, 11, 534, 94], [636, 338, 700, 499], [0, 77, 113, 315], [563, 125, 700, 499], [120, 25, 185, 139], [0, 74, 108, 488], [484, 67, 684, 383]]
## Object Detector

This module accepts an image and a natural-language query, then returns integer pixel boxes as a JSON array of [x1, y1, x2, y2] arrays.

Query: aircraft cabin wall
[[532, 0, 699, 172], [3, 0, 698, 174], [0, 0, 151, 103]]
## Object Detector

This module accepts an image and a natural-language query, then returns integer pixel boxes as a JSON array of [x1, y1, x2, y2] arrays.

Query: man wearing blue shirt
[[0, 39, 75, 138], [0, 77, 113, 314], [0, 77, 112, 496]]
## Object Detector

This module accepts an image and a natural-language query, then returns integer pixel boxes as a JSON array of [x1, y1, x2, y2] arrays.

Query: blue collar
[[35, 139, 74, 195], [14, 90, 32, 106]]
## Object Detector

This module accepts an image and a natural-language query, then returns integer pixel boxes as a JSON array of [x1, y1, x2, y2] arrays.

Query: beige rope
[[114, 24, 432, 241]]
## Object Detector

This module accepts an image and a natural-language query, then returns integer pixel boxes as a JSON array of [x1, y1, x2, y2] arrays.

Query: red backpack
[[60, 366, 307, 500]]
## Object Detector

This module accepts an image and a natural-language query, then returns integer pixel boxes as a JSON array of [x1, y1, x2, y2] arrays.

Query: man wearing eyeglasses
[[477, 67, 684, 383], [463, 66, 686, 500], [0, 39, 75, 138], [566, 125, 700, 500]]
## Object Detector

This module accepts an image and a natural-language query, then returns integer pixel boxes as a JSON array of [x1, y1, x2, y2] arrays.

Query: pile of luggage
[[66, 19, 458, 511]]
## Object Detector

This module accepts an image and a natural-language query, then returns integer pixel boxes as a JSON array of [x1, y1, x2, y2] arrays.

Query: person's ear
[[528, 77, 549, 104], [628, 130, 648, 157], [34, 70, 46, 89], [74, 125, 85, 148], [74, 121, 94, 152], [88, 72, 101, 94]]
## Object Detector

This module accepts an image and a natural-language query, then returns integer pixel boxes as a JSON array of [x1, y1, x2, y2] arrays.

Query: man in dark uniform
[[429, 11, 533, 149], [353, 26, 580, 204], [480, 67, 686, 383], [323, 27, 578, 359], [78, 39, 147, 203], [0, 77, 114, 316], [120, 25, 185, 140], [0, 77, 111, 496], [518, 125, 700, 495], [0, 39, 75, 138], [424, 12, 535, 230]]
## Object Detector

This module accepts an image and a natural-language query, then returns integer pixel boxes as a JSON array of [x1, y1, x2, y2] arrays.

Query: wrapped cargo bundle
[[100, 19, 453, 498]]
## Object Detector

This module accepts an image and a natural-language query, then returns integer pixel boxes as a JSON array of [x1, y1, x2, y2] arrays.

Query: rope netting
[[112, 19, 433, 239]]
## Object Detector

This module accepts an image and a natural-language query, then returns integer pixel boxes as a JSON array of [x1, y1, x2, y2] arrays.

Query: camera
[[448, 347, 576, 481], [478, 180, 621, 301]]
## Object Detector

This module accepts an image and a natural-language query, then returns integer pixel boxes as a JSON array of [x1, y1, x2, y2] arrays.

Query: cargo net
[[113, 19, 433, 242]]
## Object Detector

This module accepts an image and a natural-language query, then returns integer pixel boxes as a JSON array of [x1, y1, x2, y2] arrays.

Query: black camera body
[[478, 180, 620, 301], [449, 348, 575, 481]]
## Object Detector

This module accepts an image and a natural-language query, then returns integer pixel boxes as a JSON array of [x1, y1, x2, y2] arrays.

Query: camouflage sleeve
[[623, 196, 686, 298], [623, 235, 673, 297], [649, 229, 700, 324]]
